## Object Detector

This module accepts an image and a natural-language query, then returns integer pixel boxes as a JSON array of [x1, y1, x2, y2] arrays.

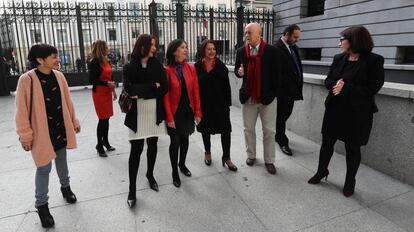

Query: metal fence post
[[176, 0, 184, 39], [75, 4, 86, 72], [236, 1, 244, 49], [209, 7, 214, 40], [149, 0, 159, 38]]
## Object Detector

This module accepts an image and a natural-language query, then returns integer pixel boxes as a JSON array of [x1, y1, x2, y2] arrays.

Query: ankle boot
[[37, 203, 55, 228], [343, 178, 356, 197], [61, 186, 77, 203]]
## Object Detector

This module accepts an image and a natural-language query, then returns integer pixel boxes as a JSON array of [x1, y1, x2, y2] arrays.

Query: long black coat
[[195, 58, 232, 134], [122, 57, 168, 133], [234, 44, 282, 104], [274, 38, 303, 100], [322, 52, 384, 145]]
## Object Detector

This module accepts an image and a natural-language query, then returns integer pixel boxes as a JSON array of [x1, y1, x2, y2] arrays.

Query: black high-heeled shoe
[[204, 152, 212, 166], [172, 173, 181, 188], [96, 145, 107, 157], [127, 192, 136, 208], [222, 158, 238, 172], [343, 178, 356, 197], [37, 203, 54, 228], [308, 169, 329, 184], [103, 143, 116, 152], [179, 165, 192, 177], [61, 186, 77, 204], [146, 174, 159, 192]]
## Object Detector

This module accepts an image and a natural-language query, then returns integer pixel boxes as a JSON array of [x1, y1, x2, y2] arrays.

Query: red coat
[[164, 63, 202, 123]]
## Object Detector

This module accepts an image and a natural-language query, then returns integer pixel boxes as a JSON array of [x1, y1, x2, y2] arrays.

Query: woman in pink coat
[[15, 44, 81, 228]]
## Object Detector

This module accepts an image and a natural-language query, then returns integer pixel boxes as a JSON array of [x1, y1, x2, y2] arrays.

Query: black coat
[[274, 38, 303, 100], [122, 57, 168, 133], [322, 52, 384, 145], [88, 59, 108, 92], [194, 58, 232, 134], [234, 44, 282, 105]]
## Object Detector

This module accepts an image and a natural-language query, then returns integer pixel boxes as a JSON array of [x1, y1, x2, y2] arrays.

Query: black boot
[[61, 186, 77, 204], [37, 203, 55, 228], [96, 145, 107, 157]]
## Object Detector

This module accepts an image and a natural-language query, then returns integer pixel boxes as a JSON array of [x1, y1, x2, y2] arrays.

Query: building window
[[82, 28, 92, 43], [299, 48, 322, 60], [105, 3, 115, 21], [56, 29, 68, 44], [108, 29, 117, 41], [131, 28, 140, 39], [30, 29, 42, 43], [302, 0, 325, 17], [129, 3, 140, 17], [397, 46, 414, 64], [196, 3, 206, 18], [218, 4, 226, 18]]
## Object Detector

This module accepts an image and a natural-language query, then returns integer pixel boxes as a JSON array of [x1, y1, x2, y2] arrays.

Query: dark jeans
[[128, 137, 158, 192], [201, 132, 231, 161], [97, 118, 110, 147], [317, 135, 362, 182], [169, 134, 189, 177], [275, 98, 295, 146]]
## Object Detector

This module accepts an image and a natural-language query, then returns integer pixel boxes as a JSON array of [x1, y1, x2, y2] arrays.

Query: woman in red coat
[[164, 39, 202, 188], [88, 40, 117, 157]]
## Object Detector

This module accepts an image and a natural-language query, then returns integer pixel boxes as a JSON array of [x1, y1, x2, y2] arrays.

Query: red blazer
[[164, 63, 202, 123]]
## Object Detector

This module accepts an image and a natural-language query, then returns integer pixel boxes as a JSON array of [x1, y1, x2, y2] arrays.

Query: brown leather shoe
[[265, 163, 276, 174], [246, 158, 256, 166]]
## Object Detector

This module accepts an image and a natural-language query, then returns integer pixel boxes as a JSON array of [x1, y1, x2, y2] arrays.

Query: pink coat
[[15, 69, 80, 167]]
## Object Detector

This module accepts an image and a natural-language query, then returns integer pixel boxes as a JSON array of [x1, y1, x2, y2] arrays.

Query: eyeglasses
[[339, 37, 346, 42]]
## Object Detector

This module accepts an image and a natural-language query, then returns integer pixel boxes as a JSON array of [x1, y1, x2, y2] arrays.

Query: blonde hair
[[91, 40, 108, 64]]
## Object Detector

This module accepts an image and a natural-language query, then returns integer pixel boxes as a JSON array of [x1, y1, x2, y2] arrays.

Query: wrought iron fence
[[0, 0, 275, 75]]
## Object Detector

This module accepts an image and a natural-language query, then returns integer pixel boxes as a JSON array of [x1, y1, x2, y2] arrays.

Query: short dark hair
[[198, 39, 216, 60], [283, 24, 301, 36], [166, 39, 187, 66], [131, 34, 157, 60], [340, 25, 374, 53], [27, 44, 58, 67]]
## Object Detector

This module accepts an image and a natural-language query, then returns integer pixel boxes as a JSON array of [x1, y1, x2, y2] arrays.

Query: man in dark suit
[[274, 24, 303, 156], [235, 23, 282, 174]]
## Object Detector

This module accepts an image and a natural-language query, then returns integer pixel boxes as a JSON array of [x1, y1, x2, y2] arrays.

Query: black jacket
[[122, 57, 168, 133], [274, 38, 303, 100], [88, 59, 108, 92], [194, 58, 232, 134], [234, 44, 282, 105], [322, 52, 384, 145]]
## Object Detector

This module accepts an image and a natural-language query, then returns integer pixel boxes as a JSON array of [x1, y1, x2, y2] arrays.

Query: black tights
[[97, 118, 110, 147], [128, 137, 158, 193], [317, 136, 362, 181], [201, 132, 231, 161], [169, 134, 189, 177]]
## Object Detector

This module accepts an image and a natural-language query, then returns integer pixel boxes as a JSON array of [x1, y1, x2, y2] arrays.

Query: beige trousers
[[242, 99, 277, 163]]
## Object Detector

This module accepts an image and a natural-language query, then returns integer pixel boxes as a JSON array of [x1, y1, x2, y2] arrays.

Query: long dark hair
[[131, 34, 157, 60], [91, 40, 108, 64], [166, 39, 187, 66]]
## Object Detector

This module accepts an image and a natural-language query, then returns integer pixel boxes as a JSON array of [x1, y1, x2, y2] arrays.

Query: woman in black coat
[[308, 26, 384, 197], [195, 40, 237, 171], [123, 34, 168, 208]]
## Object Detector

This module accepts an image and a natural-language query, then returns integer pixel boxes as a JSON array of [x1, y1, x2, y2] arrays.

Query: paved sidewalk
[[0, 88, 413, 232]]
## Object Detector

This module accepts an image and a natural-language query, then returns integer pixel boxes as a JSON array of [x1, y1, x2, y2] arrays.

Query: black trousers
[[128, 137, 158, 192], [317, 135, 362, 181], [275, 97, 295, 146], [201, 132, 231, 161], [97, 118, 110, 147], [169, 134, 189, 177]]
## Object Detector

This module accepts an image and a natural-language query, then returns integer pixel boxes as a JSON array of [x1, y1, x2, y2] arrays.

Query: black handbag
[[118, 88, 132, 113]]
